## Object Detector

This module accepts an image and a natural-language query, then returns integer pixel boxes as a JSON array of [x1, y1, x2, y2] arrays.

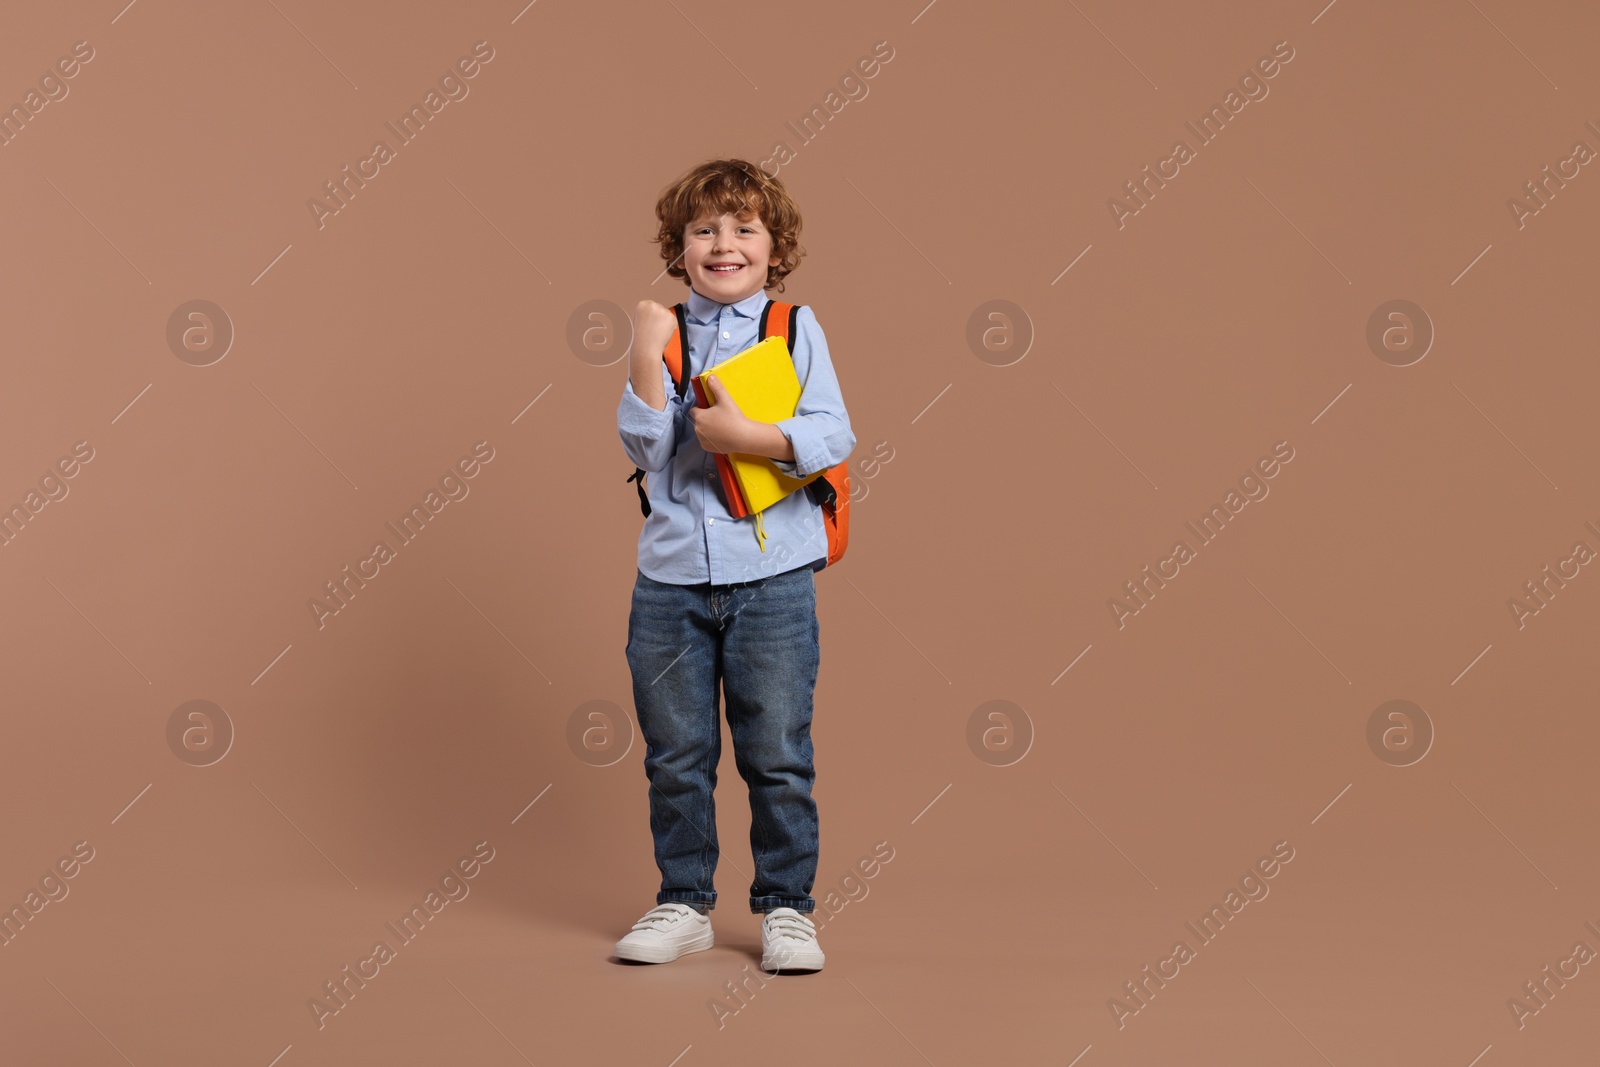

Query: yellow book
[[691, 335, 811, 549]]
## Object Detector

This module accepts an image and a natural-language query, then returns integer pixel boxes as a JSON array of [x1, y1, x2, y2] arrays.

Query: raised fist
[[633, 300, 678, 362]]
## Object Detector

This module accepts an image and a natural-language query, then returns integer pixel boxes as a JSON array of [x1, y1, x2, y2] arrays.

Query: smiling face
[[683, 206, 780, 304]]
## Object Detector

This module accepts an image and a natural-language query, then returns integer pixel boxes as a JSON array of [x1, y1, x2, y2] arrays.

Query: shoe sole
[[760, 947, 825, 973], [614, 927, 714, 964]]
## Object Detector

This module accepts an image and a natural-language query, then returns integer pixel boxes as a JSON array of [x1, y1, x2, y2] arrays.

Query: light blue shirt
[[618, 287, 856, 585]]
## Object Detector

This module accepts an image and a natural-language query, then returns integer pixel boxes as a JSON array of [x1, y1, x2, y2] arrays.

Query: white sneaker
[[760, 907, 825, 973], [614, 903, 714, 963]]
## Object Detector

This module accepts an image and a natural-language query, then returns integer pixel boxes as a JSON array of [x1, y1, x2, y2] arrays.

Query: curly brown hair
[[651, 159, 805, 294]]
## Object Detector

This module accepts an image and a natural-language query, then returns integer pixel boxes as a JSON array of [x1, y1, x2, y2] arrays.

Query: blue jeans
[[625, 564, 821, 914]]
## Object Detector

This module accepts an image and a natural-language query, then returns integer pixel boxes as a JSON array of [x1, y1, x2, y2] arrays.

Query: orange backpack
[[625, 298, 850, 571]]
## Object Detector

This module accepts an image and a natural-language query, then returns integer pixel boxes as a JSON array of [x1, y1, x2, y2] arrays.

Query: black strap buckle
[[805, 474, 836, 511], [626, 468, 651, 517]]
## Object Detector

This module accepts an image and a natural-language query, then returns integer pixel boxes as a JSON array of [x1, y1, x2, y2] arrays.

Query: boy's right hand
[[633, 300, 677, 364]]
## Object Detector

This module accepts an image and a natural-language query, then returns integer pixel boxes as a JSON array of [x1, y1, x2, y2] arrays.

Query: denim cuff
[[750, 894, 815, 914]]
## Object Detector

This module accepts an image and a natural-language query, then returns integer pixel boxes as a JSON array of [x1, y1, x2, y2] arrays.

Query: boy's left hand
[[689, 375, 751, 455]]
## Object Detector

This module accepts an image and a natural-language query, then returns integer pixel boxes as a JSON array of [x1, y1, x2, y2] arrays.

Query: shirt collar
[[686, 286, 770, 325]]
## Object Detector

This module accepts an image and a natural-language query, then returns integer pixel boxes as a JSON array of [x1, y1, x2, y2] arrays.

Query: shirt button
[[708, 518, 716, 525], [722, 331, 730, 339]]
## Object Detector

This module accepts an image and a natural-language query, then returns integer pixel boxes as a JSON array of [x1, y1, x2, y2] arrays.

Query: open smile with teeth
[[708, 263, 744, 274]]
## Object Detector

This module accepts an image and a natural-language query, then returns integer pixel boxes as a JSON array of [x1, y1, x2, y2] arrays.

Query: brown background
[[2, 0, 1597, 1063]]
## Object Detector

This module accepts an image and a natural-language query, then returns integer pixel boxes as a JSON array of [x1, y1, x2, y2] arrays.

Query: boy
[[613, 159, 855, 973]]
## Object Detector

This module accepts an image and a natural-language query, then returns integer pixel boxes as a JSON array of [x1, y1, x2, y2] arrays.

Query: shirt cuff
[[771, 417, 824, 479], [619, 384, 675, 438]]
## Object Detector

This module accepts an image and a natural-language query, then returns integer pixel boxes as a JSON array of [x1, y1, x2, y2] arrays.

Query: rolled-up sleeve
[[618, 361, 681, 473], [770, 306, 856, 480]]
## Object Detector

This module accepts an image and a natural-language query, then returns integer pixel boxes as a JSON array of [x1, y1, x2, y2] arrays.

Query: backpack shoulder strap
[[759, 298, 838, 510], [758, 299, 801, 348], [662, 302, 692, 399]]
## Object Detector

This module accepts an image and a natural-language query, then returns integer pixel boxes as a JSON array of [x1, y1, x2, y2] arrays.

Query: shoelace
[[631, 904, 699, 931], [763, 912, 815, 942]]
